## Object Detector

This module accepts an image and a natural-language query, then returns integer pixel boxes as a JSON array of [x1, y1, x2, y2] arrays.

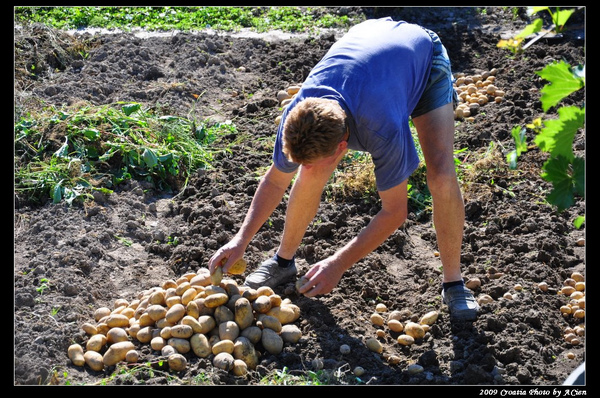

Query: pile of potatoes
[[67, 261, 302, 376], [367, 303, 439, 356], [274, 84, 301, 126], [453, 68, 505, 121], [559, 271, 585, 346]]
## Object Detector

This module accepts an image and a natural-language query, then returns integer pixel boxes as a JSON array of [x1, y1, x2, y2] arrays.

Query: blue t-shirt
[[273, 18, 434, 192]]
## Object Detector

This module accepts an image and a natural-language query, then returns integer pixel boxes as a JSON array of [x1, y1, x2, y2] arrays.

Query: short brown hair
[[282, 97, 347, 164]]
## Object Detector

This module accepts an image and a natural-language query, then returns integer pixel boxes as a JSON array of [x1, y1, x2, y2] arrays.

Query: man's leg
[[412, 103, 478, 320], [245, 150, 346, 288]]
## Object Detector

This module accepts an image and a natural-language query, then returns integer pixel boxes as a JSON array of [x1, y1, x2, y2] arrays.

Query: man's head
[[282, 97, 348, 165]]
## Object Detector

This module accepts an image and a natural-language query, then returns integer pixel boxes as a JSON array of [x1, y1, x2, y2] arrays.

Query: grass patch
[[15, 101, 235, 205], [14, 6, 357, 33]]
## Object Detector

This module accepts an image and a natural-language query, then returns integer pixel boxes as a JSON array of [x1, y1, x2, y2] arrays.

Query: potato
[[170, 324, 194, 339], [219, 320, 240, 341], [105, 313, 130, 328], [151, 336, 167, 351], [397, 334, 415, 346], [266, 304, 300, 325], [261, 327, 283, 355], [212, 339, 235, 355], [388, 310, 403, 322], [419, 311, 439, 326], [168, 337, 191, 354], [190, 333, 212, 358], [106, 327, 129, 344], [240, 326, 262, 345], [234, 297, 254, 330], [257, 314, 282, 333], [253, 295, 272, 314], [211, 266, 223, 286], [164, 303, 185, 324], [233, 336, 259, 370], [388, 319, 404, 333], [156, 318, 173, 329], [242, 288, 259, 302], [365, 337, 383, 354], [375, 303, 388, 313], [81, 322, 98, 336], [159, 326, 172, 340], [213, 352, 235, 371], [162, 279, 178, 290], [186, 300, 200, 318], [204, 293, 229, 308], [370, 313, 385, 326], [269, 294, 282, 307], [197, 315, 217, 334], [232, 359, 249, 377], [147, 304, 168, 322], [86, 334, 107, 352], [287, 85, 301, 95], [128, 323, 141, 339], [148, 290, 166, 306], [279, 324, 302, 344], [138, 312, 155, 327], [84, 350, 104, 371], [125, 350, 140, 363], [94, 307, 111, 322], [68, 343, 85, 366], [295, 275, 309, 292], [103, 341, 135, 367], [181, 287, 197, 305], [135, 326, 154, 344], [168, 353, 187, 372], [228, 258, 248, 275], [277, 90, 292, 103], [190, 269, 212, 287], [404, 322, 425, 339], [214, 305, 235, 324]]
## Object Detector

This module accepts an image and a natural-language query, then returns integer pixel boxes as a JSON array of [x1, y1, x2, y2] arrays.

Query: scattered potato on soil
[[366, 337, 383, 353], [419, 311, 439, 326], [404, 322, 425, 339], [388, 319, 404, 333], [397, 334, 415, 346], [68, 344, 85, 367], [103, 341, 135, 367]]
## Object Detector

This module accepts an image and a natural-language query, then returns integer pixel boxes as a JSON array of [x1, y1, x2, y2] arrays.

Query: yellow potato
[[190, 333, 212, 358], [190, 269, 212, 287], [365, 337, 383, 354], [233, 336, 259, 370], [280, 324, 302, 344], [105, 313, 130, 328], [103, 341, 135, 367], [151, 336, 167, 351], [106, 327, 129, 344], [146, 304, 168, 322], [81, 322, 98, 336], [252, 295, 272, 314], [94, 307, 111, 322], [170, 324, 194, 339], [213, 352, 235, 371], [203, 292, 229, 308], [219, 320, 241, 341], [135, 326, 154, 344], [86, 334, 107, 352], [228, 258, 248, 275], [388, 319, 404, 333], [370, 313, 385, 326], [68, 343, 85, 366], [211, 266, 223, 286], [234, 297, 254, 330], [404, 322, 425, 339], [419, 311, 439, 326], [261, 327, 283, 355], [168, 353, 187, 372], [212, 339, 235, 355], [84, 350, 104, 371], [257, 314, 282, 333], [197, 315, 217, 334], [168, 337, 191, 354], [266, 304, 300, 325], [232, 359, 249, 376], [165, 303, 186, 324], [125, 350, 139, 363], [397, 334, 415, 346]]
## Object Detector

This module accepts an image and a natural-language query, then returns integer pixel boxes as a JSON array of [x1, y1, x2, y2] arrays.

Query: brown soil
[[14, 7, 586, 387]]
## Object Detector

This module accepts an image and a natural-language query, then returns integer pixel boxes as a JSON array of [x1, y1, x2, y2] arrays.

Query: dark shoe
[[243, 257, 297, 289], [442, 285, 479, 321]]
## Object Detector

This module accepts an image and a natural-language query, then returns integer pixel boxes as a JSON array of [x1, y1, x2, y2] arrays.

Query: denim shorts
[[411, 27, 458, 118]]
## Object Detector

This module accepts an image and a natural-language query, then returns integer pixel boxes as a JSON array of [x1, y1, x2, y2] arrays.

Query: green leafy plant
[[507, 60, 585, 211]]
